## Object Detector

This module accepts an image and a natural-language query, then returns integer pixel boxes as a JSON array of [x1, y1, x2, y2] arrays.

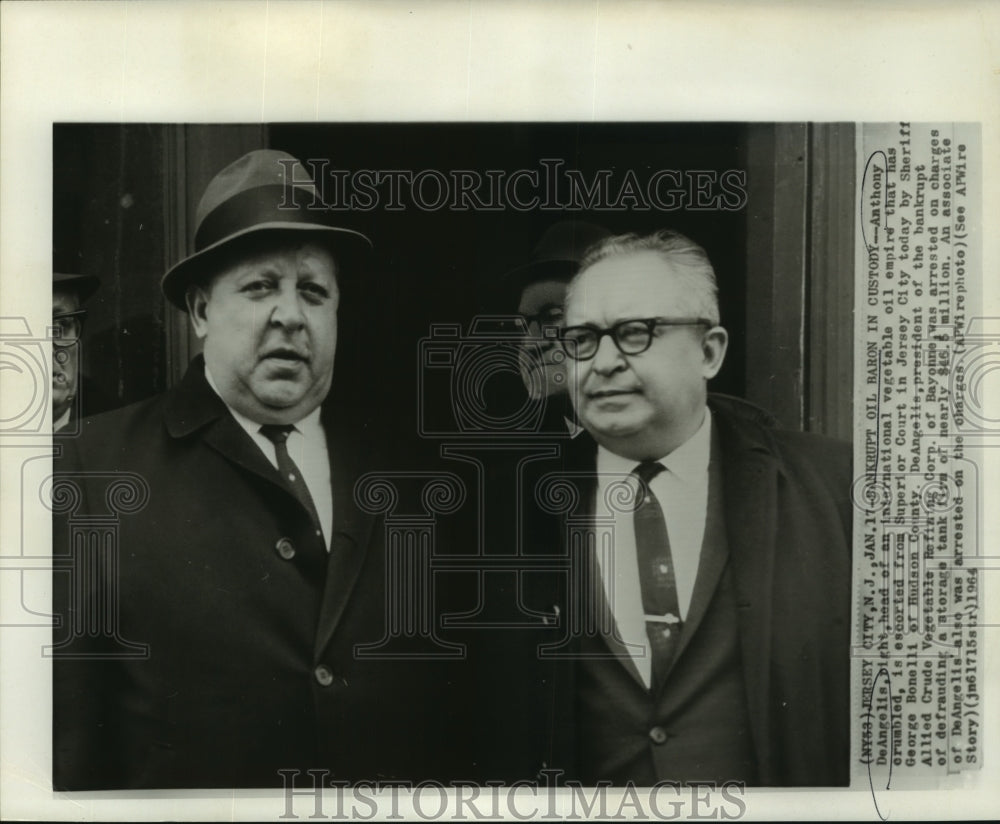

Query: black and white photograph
[[1, 2, 998, 821], [48, 121, 853, 794]]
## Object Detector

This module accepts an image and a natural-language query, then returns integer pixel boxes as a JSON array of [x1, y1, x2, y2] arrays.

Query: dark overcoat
[[52, 357, 473, 789], [479, 396, 854, 786]]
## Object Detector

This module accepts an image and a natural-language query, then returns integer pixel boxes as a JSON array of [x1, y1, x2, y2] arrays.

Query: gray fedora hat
[[161, 149, 372, 310], [53, 271, 100, 302]]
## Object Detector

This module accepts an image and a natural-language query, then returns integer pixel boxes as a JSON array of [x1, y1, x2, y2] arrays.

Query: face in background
[[517, 278, 569, 401], [188, 241, 340, 425], [52, 289, 81, 423], [565, 250, 728, 461]]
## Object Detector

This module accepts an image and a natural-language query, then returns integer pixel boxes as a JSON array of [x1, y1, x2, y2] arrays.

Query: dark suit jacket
[[52, 357, 473, 789], [54, 374, 117, 434], [486, 395, 853, 786]]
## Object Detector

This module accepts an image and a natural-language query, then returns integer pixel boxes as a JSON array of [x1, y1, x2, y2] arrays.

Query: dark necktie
[[259, 424, 322, 536], [633, 460, 682, 689]]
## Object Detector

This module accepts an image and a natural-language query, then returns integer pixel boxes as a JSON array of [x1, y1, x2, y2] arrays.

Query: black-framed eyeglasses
[[558, 317, 713, 361], [52, 310, 87, 347]]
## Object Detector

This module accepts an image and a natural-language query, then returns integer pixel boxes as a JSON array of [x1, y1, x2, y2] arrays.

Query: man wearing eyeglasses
[[467, 221, 613, 782], [52, 271, 104, 432], [548, 229, 852, 786]]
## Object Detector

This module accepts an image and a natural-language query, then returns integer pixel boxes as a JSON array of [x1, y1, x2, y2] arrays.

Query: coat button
[[314, 665, 334, 687], [649, 726, 669, 745], [275, 537, 296, 560]]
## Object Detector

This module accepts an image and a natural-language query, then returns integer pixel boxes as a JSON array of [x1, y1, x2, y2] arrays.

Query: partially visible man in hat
[[52, 271, 108, 432], [499, 220, 611, 434], [52, 150, 469, 789], [463, 221, 612, 782]]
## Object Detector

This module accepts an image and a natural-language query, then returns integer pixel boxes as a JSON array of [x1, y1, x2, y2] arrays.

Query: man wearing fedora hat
[[499, 220, 611, 434], [52, 270, 108, 432], [464, 221, 613, 781], [53, 150, 469, 789]]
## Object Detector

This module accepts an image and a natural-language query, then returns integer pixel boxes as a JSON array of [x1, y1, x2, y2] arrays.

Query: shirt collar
[[54, 405, 72, 433], [661, 408, 712, 483], [596, 408, 712, 484], [203, 364, 322, 437]]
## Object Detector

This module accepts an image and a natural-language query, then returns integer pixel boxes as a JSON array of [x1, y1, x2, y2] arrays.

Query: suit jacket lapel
[[664, 425, 729, 678], [587, 527, 645, 688], [713, 405, 779, 780]]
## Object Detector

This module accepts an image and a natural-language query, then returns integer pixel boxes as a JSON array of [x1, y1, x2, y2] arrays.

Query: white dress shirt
[[204, 367, 334, 548], [54, 406, 72, 433], [594, 409, 712, 688]]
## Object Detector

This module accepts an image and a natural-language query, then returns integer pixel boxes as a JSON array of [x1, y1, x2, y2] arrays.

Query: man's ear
[[186, 284, 210, 340], [701, 326, 729, 380]]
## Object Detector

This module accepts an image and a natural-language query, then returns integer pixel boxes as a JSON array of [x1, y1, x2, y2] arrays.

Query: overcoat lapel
[[314, 415, 377, 656], [713, 407, 780, 782], [165, 356, 289, 493], [164, 357, 378, 656], [202, 414, 281, 485]]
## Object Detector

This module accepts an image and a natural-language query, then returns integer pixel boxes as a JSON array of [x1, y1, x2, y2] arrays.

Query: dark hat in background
[[53, 271, 100, 302], [499, 220, 613, 296], [161, 149, 373, 310]]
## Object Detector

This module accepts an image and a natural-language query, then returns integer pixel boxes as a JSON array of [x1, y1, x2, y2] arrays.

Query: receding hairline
[[566, 232, 720, 324], [567, 249, 703, 303]]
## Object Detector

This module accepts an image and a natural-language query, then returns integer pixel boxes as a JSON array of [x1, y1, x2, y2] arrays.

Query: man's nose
[[590, 334, 626, 375], [269, 285, 306, 329]]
